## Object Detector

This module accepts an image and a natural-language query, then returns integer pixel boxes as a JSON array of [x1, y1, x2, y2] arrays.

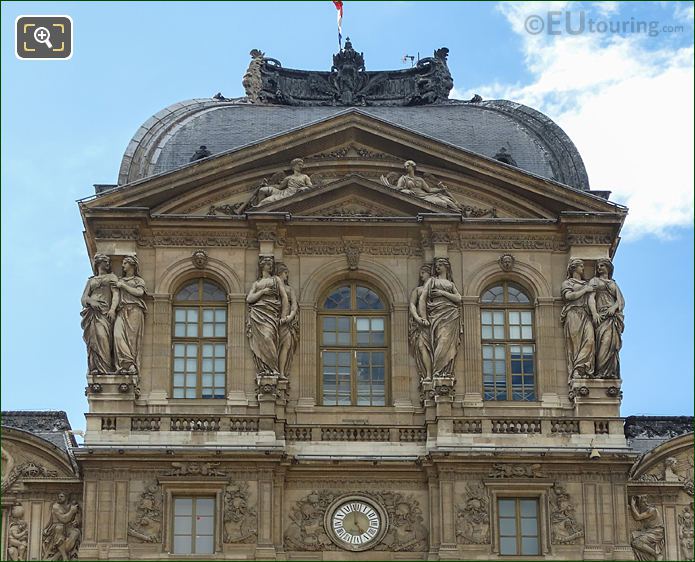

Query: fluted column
[[297, 302, 317, 407], [461, 296, 482, 404], [149, 294, 172, 401], [392, 304, 412, 407], [536, 297, 561, 400], [228, 295, 248, 403]]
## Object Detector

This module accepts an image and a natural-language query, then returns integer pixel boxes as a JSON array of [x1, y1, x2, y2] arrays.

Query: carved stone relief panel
[[456, 481, 490, 545], [678, 503, 694, 561], [127, 481, 162, 544], [6, 505, 28, 561], [42, 493, 82, 560], [284, 490, 337, 551], [283, 489, 428, 552], [223, 481, 257, 544], [629, 495, 665, 561], [549, 483, 584, 544]]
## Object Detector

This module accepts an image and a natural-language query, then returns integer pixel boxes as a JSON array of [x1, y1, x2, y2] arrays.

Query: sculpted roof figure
[[241, 41, 453, 106], [253, 158, 313, 208], [382, 160, 461, 212]]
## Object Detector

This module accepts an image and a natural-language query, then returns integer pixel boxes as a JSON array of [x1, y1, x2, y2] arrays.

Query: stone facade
[[3, 46, 693, 561]]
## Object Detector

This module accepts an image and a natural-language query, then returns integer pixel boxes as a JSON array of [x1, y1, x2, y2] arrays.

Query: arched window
[[319, 283, 388, 406], [480, 282, 536, 401], [172, 279, 227, 399]]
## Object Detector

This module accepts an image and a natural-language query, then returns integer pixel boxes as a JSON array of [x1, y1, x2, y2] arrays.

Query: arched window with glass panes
[[171, 279, 227, 399], [319, 283, 388, 406], [480, 281, 536, 401]]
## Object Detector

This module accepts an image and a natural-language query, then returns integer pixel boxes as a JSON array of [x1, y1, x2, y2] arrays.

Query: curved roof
[[117, 98, 590, 190]]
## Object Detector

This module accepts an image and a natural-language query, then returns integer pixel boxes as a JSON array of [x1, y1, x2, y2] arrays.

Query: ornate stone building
[[2, 43, 693, 560]]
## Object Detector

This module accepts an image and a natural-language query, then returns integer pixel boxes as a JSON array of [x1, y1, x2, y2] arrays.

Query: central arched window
[[481, 282, 536, 401], [319, 283, 388, 406], [172, 279, 227, 399]]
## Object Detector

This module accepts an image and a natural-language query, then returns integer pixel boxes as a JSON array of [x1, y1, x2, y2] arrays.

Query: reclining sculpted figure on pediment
[[239, 158, 325, 212], [381, 160, 461, 212]]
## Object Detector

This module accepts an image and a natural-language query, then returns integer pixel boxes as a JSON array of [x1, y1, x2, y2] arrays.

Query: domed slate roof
[[118, 99, 589, 191], [117, 45, 589, 191]]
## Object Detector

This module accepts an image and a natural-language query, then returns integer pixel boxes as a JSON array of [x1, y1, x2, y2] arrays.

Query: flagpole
[[333, 1, 343, 49]]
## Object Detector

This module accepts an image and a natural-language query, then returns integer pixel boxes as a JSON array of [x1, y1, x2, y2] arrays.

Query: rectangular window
[[356, 351, 385, 406], [322, 351, 351, 405], [483, 344, 507, 400], [173, 497, 215, 555], [498, 498, 540, 556], [173, 343, 198, 399], [510, 345, 535, 401]]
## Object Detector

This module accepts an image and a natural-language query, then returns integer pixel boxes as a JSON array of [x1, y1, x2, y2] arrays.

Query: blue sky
[[2, 1, 693, 431]]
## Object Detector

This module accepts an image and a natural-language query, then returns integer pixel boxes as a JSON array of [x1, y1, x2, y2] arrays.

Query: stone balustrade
[[94, 415, 620, 441]]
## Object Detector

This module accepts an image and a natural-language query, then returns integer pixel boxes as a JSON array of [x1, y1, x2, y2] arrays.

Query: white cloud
[[477, 2, 694, 239]]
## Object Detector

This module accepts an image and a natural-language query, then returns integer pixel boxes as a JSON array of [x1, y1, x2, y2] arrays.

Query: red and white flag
[[333, 1, 343, 48]]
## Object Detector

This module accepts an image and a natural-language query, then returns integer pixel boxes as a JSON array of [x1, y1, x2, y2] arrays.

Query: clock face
[[329, 499, 384, 551]]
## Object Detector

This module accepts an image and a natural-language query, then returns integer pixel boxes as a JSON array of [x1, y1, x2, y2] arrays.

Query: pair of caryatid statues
[[246, 256, 299, 379], [408, 258, 463, 382], [561, 258, 624, 381], [81, 253, 147, 375]]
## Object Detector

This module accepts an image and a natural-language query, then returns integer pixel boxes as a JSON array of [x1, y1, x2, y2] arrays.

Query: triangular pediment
[[81, 110, 626, 228]]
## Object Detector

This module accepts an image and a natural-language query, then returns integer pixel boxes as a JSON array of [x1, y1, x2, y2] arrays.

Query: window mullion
[[516, 498, 522, 555], [197, 304, 203, 399]]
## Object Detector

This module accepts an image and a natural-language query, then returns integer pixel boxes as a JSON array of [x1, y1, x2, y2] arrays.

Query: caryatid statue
[[246, 256, 299, 378], [81, 253, 119, 374], [409, 264, 433, 381], [276, 263, 299, 380], [113, 254, 147, 375], [418, 257, 462, 378], [589, 258, 624, 379], [560, 258, 595, 380]]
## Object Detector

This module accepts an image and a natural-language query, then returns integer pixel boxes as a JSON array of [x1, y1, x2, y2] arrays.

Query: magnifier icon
[[33, 26, 53, 49]]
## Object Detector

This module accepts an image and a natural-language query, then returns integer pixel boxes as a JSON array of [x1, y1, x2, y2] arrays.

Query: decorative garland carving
[[164, 462, 226, 477], [284, 239, 422, 257], [308, 144, 393, 160], [137, 231, 254, 248], [127, 482, 162, 543], [488, 463, 545, 479], [456, 481, 490, 544], [1, 461, 59, 493], [549, 483, 584, 544], [457, 233, 567, 251], [223, 482, 257, 544]]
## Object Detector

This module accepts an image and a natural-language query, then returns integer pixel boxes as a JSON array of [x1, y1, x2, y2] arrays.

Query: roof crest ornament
[[242, 40, 453, 107]]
